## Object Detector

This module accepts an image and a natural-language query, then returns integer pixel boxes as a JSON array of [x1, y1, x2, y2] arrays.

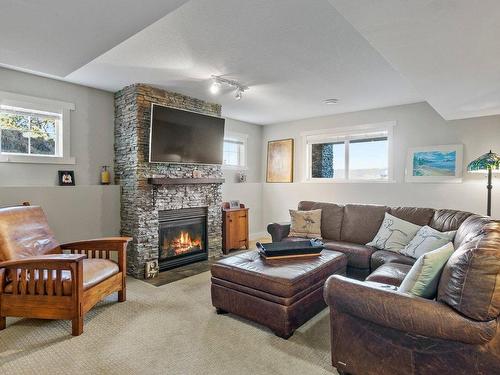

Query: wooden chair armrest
[[0, 268, 5, 293], [60, 237, 132, 253], [0, 254, 86, 269]]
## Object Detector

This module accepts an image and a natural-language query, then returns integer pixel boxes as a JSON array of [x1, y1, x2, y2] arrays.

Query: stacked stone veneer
[[114, 84, 223, 278]]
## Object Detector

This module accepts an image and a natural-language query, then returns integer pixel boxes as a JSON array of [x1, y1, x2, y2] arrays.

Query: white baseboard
[[249, 231, 269, 240]]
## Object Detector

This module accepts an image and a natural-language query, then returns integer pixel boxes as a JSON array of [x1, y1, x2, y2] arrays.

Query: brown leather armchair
[[324, 221, 500, 375], [0, 205, 131, 336]]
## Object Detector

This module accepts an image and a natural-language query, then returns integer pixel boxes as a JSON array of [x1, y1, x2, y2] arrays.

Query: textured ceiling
[[1, 0, 499, 124]]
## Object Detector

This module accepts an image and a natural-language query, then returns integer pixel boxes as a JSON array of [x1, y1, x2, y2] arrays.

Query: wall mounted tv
[[149, 104, 225, 164]]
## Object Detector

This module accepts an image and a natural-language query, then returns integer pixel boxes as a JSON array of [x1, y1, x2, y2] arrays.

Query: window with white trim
[[0, 91, 75, 164], [304, 123, 393, 181], [223, 132, 247, 169]]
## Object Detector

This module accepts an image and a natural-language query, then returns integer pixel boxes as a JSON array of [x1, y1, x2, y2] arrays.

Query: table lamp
[[467, 150, 500, 216]]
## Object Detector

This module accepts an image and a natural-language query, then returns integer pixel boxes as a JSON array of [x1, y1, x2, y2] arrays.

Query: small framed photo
[[405, 144, 463, 183], [229, 200, 240, 209], [58, 170, 75, 186]]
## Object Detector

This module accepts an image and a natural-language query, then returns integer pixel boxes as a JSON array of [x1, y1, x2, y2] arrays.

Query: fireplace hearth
[[158, 207, 208, 271]]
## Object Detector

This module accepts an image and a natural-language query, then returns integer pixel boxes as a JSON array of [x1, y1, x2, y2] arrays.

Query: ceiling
[[0, 0, 498, 124]]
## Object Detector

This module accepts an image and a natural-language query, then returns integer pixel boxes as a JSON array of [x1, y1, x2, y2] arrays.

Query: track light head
[[209, 75, 248, 100], [210, 78, 221, 95], [235, 88, 242, 101]]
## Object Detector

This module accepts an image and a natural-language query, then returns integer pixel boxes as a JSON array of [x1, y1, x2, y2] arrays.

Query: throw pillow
[[289, 209, 322, 239], [400, 226, 456, 259], [399, 242, 454, 299], [367, 213, 421, 252]]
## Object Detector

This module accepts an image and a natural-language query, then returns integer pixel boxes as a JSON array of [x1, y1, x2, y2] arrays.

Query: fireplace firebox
[[158, 207, 208, 271]]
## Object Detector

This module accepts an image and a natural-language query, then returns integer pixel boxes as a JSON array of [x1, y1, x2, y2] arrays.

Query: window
[[304, 123, 394, 181], [223, 132, 247, 169], [0, 91, 75, 164], [0, 106, 60, 157]]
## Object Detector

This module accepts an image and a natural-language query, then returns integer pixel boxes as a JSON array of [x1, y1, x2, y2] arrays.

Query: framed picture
[[405, 144, 463, 183], [266, 138, 294, 183], [58, 170, 75, 186], [229, 200, 240, 209]]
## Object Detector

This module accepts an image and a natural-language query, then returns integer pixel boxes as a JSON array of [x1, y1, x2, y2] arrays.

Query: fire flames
[[164, 231, 202, 255]]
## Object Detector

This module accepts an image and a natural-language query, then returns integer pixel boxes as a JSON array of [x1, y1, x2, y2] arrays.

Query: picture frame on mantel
[[266, 138, 294, 183], [405, 144, 463, 183]]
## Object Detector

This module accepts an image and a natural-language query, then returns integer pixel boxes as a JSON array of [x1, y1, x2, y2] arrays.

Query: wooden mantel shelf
[[147, 177, 225, 185]]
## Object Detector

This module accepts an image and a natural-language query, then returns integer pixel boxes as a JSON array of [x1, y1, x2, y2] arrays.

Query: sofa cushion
[[324, 240, 375, 269], [438, 222, 500, 321], [399, 242, 455, 298], [429, 209, 473, 232], [298, 201, 344, 240], [365, 263, 412, 286], [367, 213, 422, 252], [3, 258, 119, 296], [388, 206, 435, 226], [289, 209, 322, 238], [210, 250, 347, 298], [400, 226, 456, 259], [454, 214, 491, 249], [340, 204, 388, 244], [371, 250, 416, 271], [0, 206, 60, 262]]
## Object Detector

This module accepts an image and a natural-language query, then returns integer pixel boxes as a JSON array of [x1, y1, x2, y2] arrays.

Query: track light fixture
[[210, 75, 248, 101]]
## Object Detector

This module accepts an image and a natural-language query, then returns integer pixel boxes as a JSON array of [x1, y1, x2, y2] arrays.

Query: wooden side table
[[222, 207, 249, 254]]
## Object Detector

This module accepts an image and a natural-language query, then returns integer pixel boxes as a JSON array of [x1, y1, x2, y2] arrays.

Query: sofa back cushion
[[454, 214, 491, 249], [438, 221, 500, 321], [0, 205, 60, 262], [388, 206, 435, 226], [298, 201, 344, 240], [341, 204, 387, 244], [429, 209, 473, 232]]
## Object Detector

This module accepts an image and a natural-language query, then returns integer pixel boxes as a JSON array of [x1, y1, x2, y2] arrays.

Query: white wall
[[262, 102, 500, 224], [222, 118, 265, 237], [0, 67, 119, 241]]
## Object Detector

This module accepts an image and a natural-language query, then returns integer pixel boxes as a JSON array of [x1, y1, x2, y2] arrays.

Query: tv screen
[[149, 104, 225, 164]]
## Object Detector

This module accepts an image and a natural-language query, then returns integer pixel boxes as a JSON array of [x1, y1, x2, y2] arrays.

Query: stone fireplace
[[114, 84, 223, 279]]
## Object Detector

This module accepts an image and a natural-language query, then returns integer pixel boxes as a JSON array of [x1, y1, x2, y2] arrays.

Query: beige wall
[[261, 102, 500, 225]]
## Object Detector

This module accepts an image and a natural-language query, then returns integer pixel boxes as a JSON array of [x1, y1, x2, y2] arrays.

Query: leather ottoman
[[210, 250, 347, 338]]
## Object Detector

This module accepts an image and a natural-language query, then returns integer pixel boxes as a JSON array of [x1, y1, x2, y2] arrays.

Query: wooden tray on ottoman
[[210, 249, 347, 339]]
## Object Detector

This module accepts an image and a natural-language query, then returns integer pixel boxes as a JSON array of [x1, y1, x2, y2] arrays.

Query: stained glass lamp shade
[[467, 150, 500, 216]]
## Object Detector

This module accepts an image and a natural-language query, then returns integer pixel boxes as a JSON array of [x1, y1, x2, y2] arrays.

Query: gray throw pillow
[[399, 242, 454, 299], [367, 213, 421, 252], [400, 225, 456, 259]]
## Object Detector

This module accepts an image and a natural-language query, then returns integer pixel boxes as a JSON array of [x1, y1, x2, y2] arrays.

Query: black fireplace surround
[[158, 207, 208, 271]]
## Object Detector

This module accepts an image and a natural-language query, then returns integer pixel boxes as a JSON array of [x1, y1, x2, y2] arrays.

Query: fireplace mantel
[[147, 177, 225, 185]]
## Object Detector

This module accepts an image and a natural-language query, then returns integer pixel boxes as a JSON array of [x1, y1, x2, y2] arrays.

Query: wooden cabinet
[[222, 208, 249, 254]]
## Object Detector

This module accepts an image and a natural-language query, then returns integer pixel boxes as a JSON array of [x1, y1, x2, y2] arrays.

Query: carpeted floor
[[0, 272, 337, 375]]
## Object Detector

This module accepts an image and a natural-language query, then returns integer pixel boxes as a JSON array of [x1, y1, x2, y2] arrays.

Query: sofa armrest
[[267, 223, 291, 242], [324, 275, 497, 345]]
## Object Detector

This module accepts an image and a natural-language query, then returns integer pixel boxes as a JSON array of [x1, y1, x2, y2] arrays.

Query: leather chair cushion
[[210, 250, 347, 298], [438, 221, 500, 321], [0, 206, 60, 262], [429, 209, 473, 232], [4, 259, 119, 296], [371, 250, 416, 271], [324, 240, 375, 269], [388, 206, 435, 226], [298, 201, 344, 240], [365, 263, 412, 286], [340, 204, 388, 244]]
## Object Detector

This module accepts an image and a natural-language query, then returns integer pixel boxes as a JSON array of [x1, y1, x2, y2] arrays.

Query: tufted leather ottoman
[[211, 250, 347, 338]]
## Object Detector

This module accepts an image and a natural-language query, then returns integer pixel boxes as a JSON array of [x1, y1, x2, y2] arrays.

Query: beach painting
[[406, 145, 463, 183]]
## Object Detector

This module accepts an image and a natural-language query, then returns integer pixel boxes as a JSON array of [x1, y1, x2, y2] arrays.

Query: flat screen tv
[[149, 104, 225, 164]]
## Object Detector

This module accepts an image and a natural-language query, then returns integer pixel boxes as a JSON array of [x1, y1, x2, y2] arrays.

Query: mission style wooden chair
[[0, 205, 131, 335]]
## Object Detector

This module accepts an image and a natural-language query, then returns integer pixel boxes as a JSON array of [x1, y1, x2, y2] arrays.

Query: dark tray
[[256, 239, 324, 257]]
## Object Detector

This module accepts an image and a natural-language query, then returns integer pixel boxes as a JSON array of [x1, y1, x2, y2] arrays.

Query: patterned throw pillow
[[289, 209, 322, 239], [400, 226, 456, 259], [367, 213, 421, 252], [399, 242, 454, 298]]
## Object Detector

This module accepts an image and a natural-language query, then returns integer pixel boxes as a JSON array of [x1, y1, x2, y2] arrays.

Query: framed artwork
[[405, 144, 463, 183], [266, 138, 294, 183], [58, 170, 75, 186], [229, 200, 240, 209]]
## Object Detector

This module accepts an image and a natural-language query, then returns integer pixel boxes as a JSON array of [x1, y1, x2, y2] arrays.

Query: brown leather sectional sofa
[[268, 201, 500, 375]]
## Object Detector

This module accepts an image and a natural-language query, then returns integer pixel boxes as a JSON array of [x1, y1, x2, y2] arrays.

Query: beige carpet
[[0, 272, 337, 375]]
